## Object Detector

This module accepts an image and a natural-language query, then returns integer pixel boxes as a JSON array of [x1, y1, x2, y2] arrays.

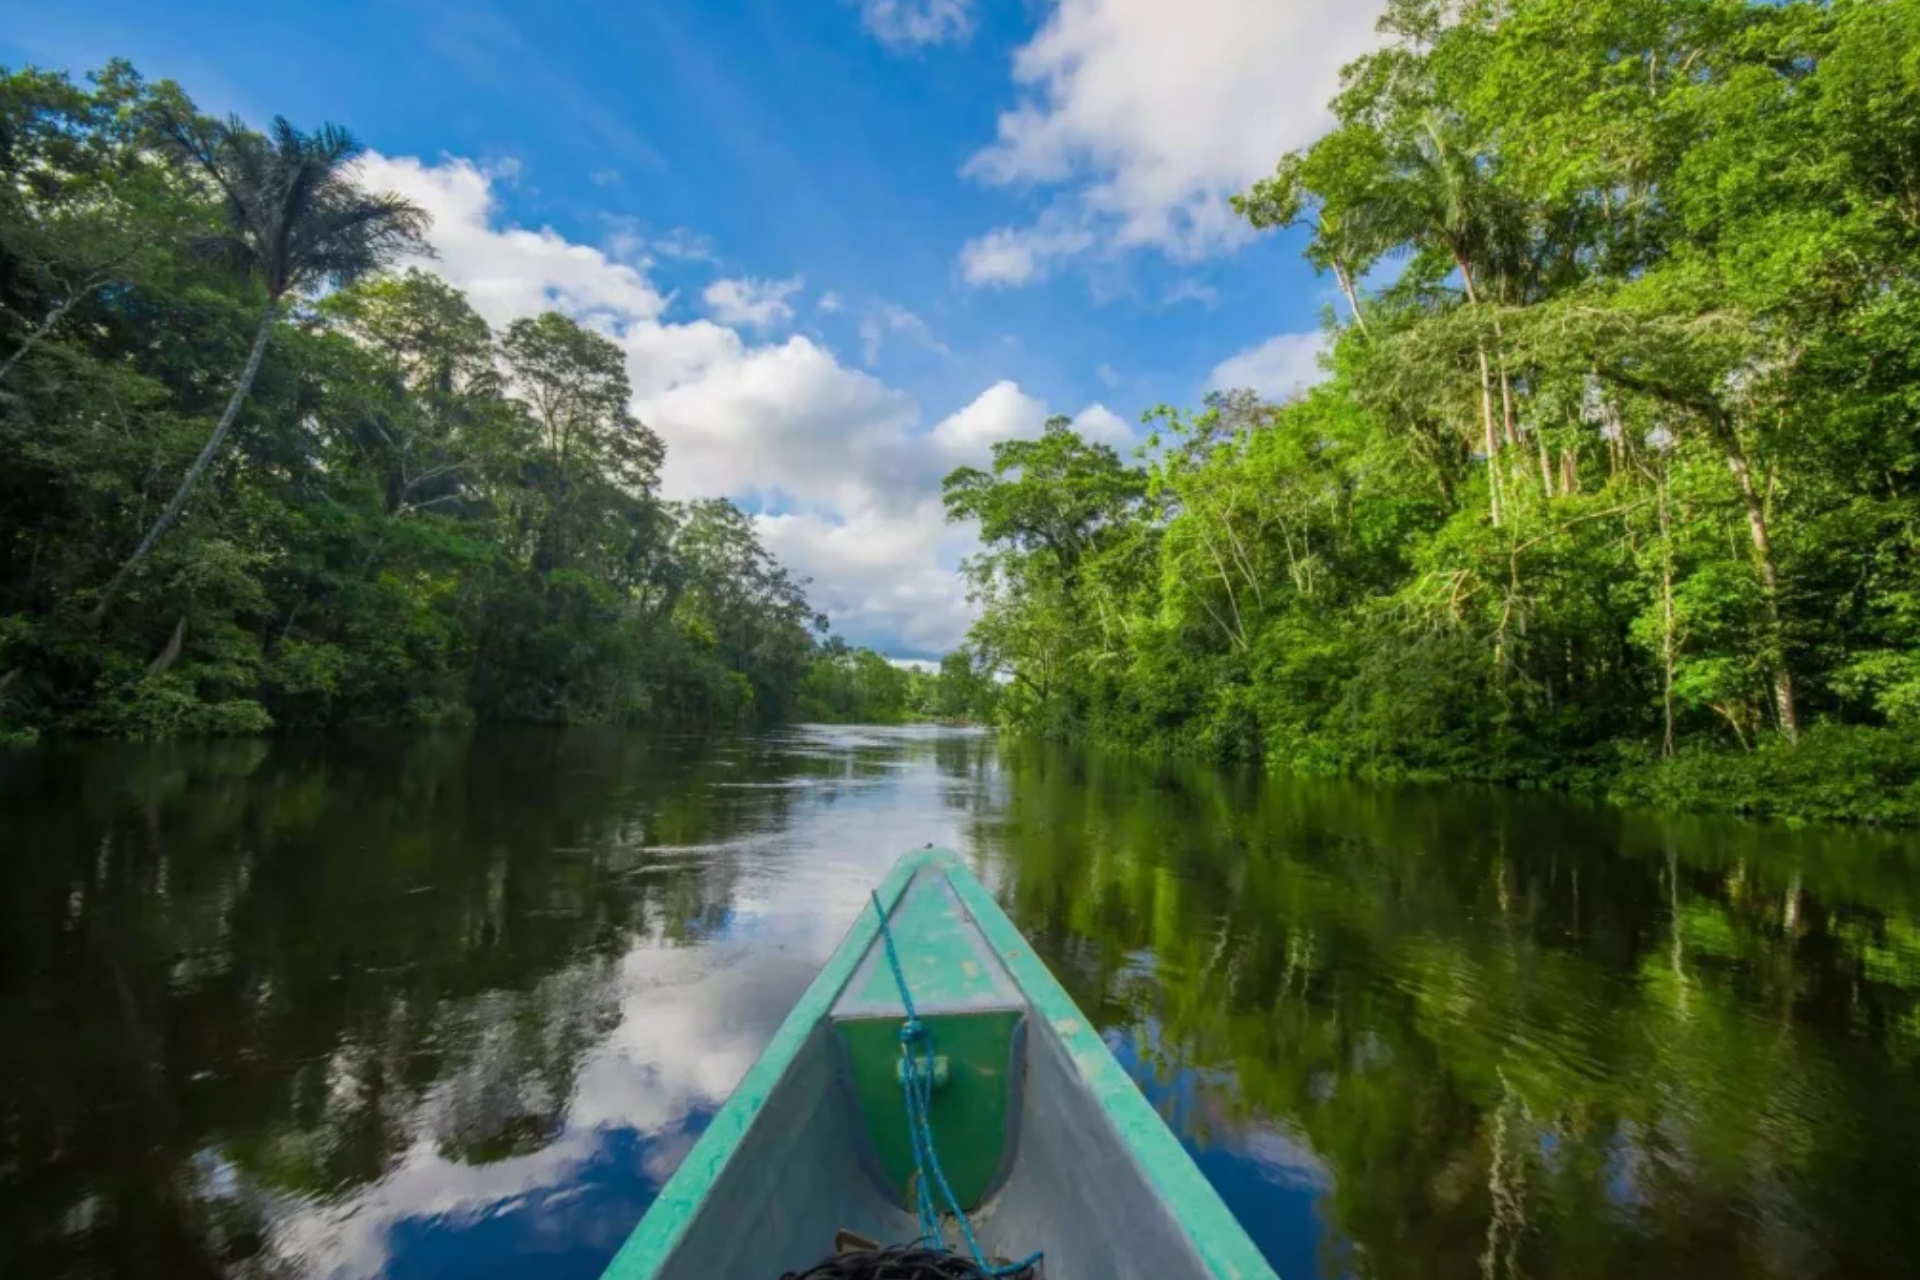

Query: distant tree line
[[796, 641, 999, 724], [945, 0, 1920, 822]]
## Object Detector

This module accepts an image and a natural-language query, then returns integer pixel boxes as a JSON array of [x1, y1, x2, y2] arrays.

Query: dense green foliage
[[796, 641, 999, 724], [0, 63, 894, 739], [947, 0, 1920, 822]]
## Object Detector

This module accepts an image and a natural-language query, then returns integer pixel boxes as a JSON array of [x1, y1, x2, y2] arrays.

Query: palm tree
[[92, 115, 430, 619]]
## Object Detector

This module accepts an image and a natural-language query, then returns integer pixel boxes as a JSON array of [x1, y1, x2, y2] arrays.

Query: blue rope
[[870, 891, 1042, 1279]]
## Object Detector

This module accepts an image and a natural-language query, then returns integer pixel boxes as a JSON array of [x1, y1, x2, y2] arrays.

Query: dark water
[[4, 729, 1919, 1280]]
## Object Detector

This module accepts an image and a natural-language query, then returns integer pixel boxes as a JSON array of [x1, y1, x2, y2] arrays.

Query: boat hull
[[600, 849, 1279, 1280]]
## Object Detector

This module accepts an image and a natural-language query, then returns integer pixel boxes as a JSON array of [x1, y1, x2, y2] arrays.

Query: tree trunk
[[1457, 258, 1502, 526], [1714, 417, 1798, 743], [145, 616, 187, 676], [1656, 471, 1677, 759], [1478, 345, 1502, 526], [1333, 261, 1369, 335], [0, 272, 115, 385], [0, 297, 81, 386], [92, 296, 279, 621], [1498, 364, 1519, 448]]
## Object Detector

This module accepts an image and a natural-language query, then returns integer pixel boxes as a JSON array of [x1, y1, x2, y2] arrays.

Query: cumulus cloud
[[641, 336, 918, 509], [360, 154, 668, 326], [856, 0, 973, 47], [758, 501, 980, 656], [1207, 330, 1329, 403], [928, 380, 1049, 455], [959, 216, 1095, 287], [960, 0, 1386, 279], [747, 386, 1136, 656], [1071, 402, 1134, 444], [352, 152, 1073, 657], [702, 275, 804, 329], [817, 291, 845, 313]]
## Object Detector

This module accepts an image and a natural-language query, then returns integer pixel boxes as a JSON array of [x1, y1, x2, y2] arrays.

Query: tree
[[942, 416, 1146, 576], [499, 311, 662, 575], [93, 113, 429, 618], [0, 62, 184, 386]]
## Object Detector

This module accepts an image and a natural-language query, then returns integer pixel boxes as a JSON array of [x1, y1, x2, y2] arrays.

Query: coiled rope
[[868, 890, 1041, 1280], [779, 1245, 1028, 1280]]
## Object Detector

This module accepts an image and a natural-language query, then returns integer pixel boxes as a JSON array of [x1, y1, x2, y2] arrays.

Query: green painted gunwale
[[598, 848, 1279, 1280]]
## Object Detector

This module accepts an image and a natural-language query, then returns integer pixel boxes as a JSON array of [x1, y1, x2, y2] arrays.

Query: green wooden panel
[[841, 871, 1019, 1014], [836, 1009, 1022, 1211]]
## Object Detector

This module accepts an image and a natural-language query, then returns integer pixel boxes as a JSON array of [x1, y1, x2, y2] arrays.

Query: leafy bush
[[1613, 726, 1920, 825]]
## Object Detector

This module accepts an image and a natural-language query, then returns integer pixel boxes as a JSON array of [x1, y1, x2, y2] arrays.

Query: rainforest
[[8, 0, 1920, 823], [941, 0, 1920, 822]]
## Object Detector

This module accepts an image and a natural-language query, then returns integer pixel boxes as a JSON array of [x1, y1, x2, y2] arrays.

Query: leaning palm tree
[[93, 114, 430, 618]]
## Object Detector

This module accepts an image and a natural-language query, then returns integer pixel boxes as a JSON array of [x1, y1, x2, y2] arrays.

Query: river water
[[3, 727, 1918, 1280]]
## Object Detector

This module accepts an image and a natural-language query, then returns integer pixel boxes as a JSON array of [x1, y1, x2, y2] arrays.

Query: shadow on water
[[2, 728, 1917, 1279]]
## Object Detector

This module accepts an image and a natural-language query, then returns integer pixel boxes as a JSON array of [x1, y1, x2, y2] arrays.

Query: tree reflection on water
[[3, 729, 1917, 1279]]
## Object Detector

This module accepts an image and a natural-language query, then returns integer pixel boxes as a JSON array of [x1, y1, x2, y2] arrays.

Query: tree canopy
[[0, 62, 968, 740], [947, 0, 1920, 822]]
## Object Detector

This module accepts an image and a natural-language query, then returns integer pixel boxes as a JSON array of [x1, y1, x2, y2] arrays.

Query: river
[[3, 727, 1918, 1279]]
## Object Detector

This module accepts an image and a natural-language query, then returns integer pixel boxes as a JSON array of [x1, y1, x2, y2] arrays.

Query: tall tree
[[499, 312, 663, 575], [93, 114, 429, 617]]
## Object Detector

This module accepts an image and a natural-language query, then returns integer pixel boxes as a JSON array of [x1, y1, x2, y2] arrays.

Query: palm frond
[[153, 110, 432, 298]]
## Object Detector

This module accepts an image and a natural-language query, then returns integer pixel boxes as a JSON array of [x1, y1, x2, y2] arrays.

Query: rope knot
[[869, 888, 1042, 1279]]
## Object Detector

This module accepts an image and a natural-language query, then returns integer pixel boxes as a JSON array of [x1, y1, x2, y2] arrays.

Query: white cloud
[[353, 152, 1071, 659], [1207, 330, 1329, 403], [758, 501, 981, 656], [818, 291, 845, 313], [651, 227, 718, 262], [858, 304, 952, 366], [702, 275, 804, 329], [959, 216, 1095, 287], [960, 0, 1386, 278], [359, 154, 668, 327], [857, 0, 973, 47], [1072, 402, 1134, 445], [928, 380, 1049, 456], [1164, 278, 1219, 307], [641, 335, 918, 508]]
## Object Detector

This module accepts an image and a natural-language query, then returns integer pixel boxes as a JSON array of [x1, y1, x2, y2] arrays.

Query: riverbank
[[1036, 719, 1920, 828]]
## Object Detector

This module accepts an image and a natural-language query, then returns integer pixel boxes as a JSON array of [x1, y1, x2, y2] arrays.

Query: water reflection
[[0, 728, 990, 1280], [976, 747, 1920, 1279], [3, 730, 1918, 1280]]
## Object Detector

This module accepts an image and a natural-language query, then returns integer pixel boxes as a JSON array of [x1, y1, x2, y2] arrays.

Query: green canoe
[[599, 848, 1279, 1280]]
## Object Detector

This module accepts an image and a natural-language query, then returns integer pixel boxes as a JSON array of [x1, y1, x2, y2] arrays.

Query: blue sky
[[3, 0, 1387, 658]]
